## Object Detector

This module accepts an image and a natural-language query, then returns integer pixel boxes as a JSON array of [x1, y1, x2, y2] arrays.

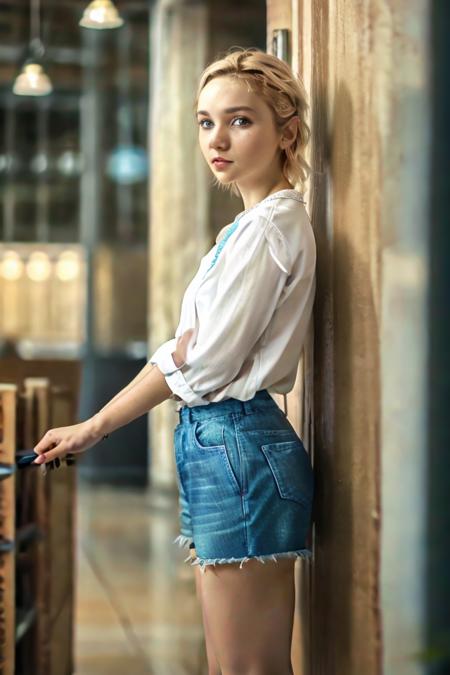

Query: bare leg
[[193, 548, 222, 675], [200, 557, 296, 675]]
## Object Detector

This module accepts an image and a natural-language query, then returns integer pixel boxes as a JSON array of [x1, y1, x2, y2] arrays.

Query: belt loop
[[242, 399, 251, 415], [178, 405, 192, 424]]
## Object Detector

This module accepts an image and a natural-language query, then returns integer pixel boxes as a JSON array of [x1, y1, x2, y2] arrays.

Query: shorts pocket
[[261, 439, 314, 507], [192, 418, 227, 450], [191, 419, 241, 495]]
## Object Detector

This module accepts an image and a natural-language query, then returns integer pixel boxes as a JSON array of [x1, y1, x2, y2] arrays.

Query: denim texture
[[173, 389, 314, 570]]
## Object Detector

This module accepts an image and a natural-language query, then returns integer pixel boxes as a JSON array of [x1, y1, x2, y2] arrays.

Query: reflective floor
[[74, 481, 207, 675]]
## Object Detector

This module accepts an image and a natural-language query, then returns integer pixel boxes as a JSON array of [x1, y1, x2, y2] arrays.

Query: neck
[[237, 177, 295, 211]]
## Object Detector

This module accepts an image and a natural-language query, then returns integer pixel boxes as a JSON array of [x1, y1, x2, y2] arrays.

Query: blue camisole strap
[[203, 215, 242, 277]]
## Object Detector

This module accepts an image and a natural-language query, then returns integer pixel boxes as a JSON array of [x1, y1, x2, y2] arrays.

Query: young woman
[[33, 47, 316, 675]]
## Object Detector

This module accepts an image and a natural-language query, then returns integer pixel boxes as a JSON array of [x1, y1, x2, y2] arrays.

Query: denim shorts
[[172, 389, 314, 572]]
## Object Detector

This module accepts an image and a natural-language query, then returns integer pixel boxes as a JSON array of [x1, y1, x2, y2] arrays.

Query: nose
[[209, 123, 230, 151]]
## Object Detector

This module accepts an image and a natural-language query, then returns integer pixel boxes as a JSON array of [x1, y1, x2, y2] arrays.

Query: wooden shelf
[[0, 365, 80, 675]]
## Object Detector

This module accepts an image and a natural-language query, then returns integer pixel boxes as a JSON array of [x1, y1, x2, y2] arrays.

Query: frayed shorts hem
[[174, 535, 312, 573], [173, 534, 194, 549]]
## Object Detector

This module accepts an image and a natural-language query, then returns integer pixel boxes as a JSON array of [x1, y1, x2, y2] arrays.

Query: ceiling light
[[79, 0, 124, 30], [13, 0, 52, 97], [13, 62, 52, 96]]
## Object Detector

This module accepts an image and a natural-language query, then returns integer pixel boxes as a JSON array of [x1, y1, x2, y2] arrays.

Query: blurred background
[[0, 1, 448, 675], [0, 0, 267, 486], [0, 0, 151, 484]]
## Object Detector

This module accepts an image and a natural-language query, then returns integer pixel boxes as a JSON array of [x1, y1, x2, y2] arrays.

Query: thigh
[[200, 558, 296, 674], [194, 561, 222, 675]]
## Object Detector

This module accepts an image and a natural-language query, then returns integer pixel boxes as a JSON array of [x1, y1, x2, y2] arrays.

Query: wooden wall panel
[[302, 1, 383, 673], [0, 385, 16, 675], [0, 360, 79, 675]]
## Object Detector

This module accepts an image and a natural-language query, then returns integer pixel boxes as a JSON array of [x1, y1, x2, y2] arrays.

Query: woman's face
[[196, 76, 285, 191]]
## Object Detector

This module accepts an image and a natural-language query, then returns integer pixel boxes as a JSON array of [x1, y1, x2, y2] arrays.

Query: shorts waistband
[[178, 389, 277, 424]]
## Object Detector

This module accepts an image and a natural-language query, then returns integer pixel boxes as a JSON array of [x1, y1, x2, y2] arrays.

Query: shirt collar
[[235, 188, 305, 221]]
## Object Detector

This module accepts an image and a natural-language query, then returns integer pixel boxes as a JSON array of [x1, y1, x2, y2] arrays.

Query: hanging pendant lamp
[[106, 24, 148, 185], [79, 0, 124, 30], [13, 0, 52, 96]]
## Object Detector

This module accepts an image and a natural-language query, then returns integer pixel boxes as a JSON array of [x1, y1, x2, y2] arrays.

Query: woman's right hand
[[172, 329, 194, 368]]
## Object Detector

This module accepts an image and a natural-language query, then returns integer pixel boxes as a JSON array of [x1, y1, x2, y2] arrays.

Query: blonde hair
[[195, 46, 311, 198]]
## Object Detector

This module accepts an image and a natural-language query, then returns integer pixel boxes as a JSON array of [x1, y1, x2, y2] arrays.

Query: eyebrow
[[196, 106, 256, 116]]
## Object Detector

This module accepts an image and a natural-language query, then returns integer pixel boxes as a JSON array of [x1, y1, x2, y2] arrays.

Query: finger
[[33, 440, 58, 462], [33, 443, 67, 465], [34, 431, 57, 455]]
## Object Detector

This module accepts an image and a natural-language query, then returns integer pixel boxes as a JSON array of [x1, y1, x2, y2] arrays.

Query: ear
[[279, 116, 299, 151]]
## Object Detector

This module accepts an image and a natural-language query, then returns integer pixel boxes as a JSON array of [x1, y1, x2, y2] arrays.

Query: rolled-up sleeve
[[149, 215, 294, 405], [149, 338, 209, 406]]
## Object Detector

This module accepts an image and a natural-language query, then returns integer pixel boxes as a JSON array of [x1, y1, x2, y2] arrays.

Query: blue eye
[[232, 116, 250, 126], [197, 116, 251, 129], [198, 119, 213, 129]]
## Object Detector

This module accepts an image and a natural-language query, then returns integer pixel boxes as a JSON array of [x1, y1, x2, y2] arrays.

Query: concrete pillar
[[148, 0, 209, 487], [147, 0, 265, 488]]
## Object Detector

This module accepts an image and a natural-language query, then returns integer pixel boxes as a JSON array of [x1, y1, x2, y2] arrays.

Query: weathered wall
[[293, 0, 386, 671], [306, 2, 382, 672], [268, 1, 431, 674]]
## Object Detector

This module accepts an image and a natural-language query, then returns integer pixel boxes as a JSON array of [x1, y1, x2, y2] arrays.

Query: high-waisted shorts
[[172, 389, 314, 572]]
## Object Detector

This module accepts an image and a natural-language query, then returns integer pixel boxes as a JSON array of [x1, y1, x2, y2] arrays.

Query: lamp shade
[[13, 63, 52, 96], [79, 0, 124, 29]]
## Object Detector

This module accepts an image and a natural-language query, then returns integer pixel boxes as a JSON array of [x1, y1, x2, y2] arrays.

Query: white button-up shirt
[[149, 188, 316, 408]]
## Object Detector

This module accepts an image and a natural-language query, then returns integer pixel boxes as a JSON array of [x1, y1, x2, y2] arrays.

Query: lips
[[212, 157, 232, 163]]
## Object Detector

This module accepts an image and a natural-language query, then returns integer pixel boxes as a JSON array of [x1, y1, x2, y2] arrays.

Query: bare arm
[[97, 361, 159, 415], [91, 364, 173, 436], [92, 330, 195, 432], [32, 331, 192, 465], [98, 329, 192, 413], [33, 364, 173, 464]]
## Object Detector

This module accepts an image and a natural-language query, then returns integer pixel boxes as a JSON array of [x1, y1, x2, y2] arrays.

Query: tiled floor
[[74, 481, 207, 675]]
